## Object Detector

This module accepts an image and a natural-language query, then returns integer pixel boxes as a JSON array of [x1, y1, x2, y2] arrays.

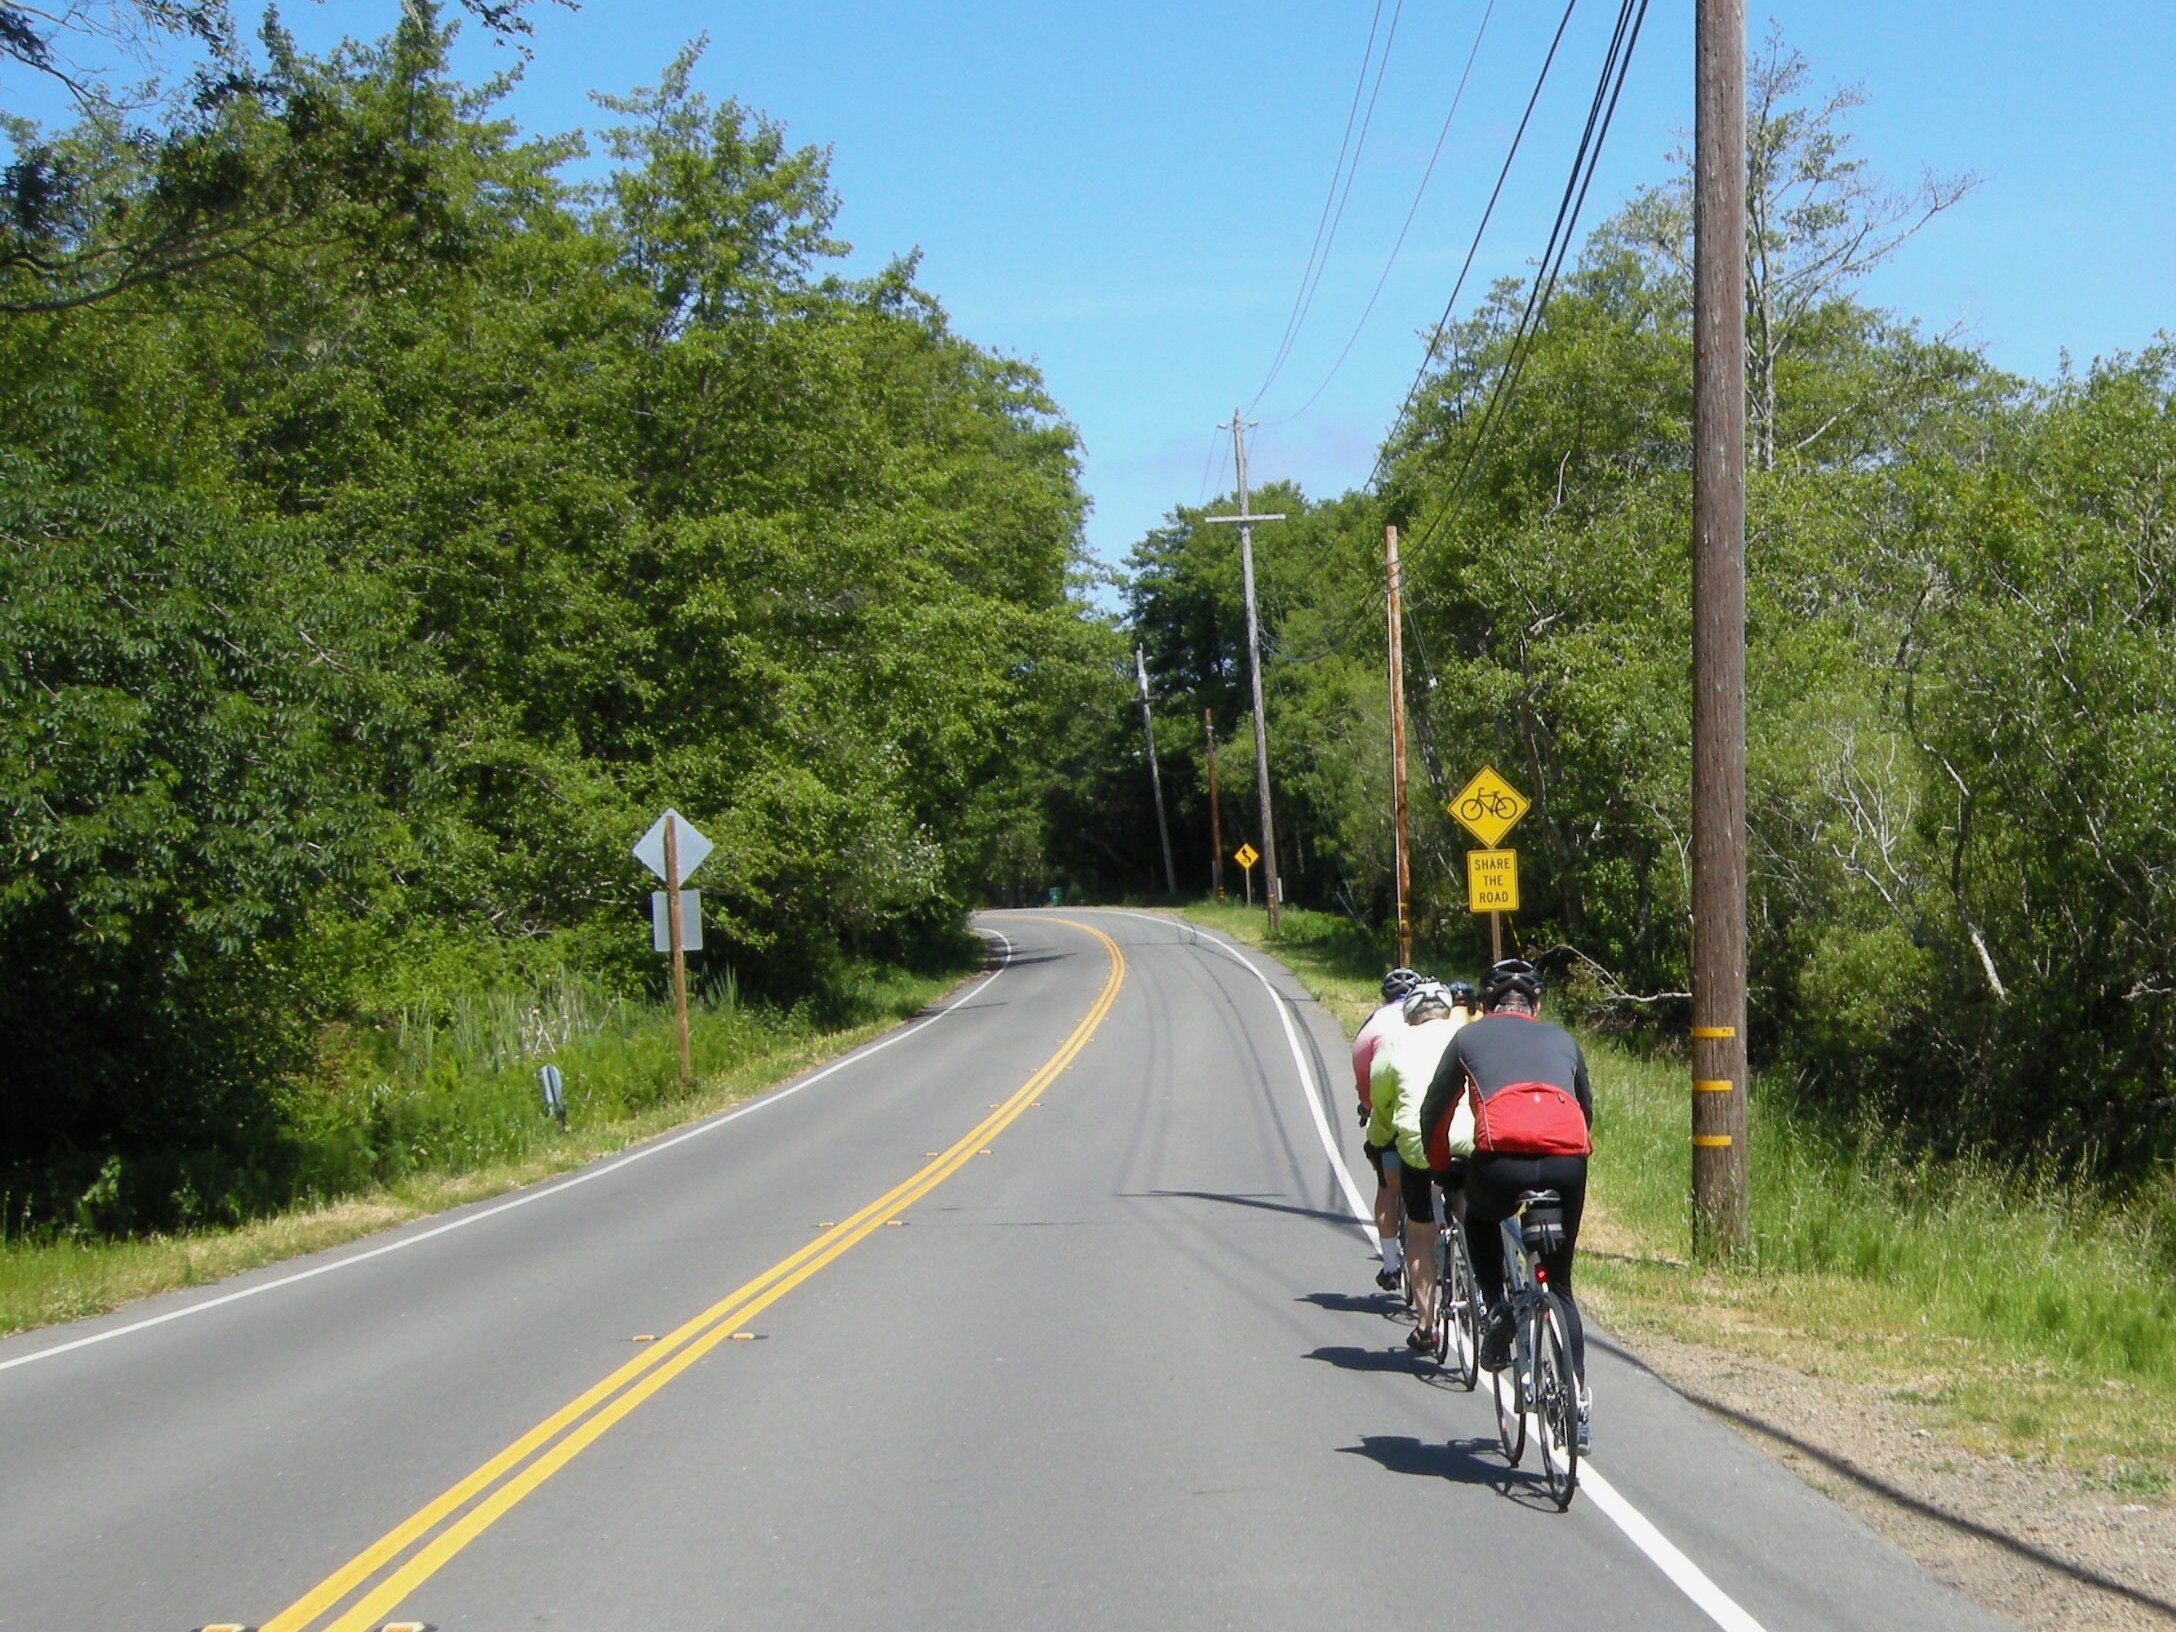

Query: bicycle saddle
[[1516, 1189, 1561, 1207]]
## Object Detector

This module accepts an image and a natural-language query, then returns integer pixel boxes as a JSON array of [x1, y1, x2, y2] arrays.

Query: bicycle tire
[[1491, 1342, 1526, 1465], [1440, 1232, 1480, 1390], [1533, 1293, 1580, 1509]]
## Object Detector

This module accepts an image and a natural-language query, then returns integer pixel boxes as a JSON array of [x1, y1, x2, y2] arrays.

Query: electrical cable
[[1361, 0, 1584, 497], [1248, 0, 1406, 414], [1248, 0, 1384, 414], [1399, 0, 1653, 574], [1264, 0, 1500, 430]]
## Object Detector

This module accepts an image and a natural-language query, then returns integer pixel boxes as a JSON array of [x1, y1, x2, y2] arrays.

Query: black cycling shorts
[[1364, 1139, 1396, 1182], [1397, 1157, 1435, 1221]]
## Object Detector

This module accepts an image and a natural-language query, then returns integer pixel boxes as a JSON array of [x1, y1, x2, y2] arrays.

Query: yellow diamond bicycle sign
[[1448, 765, 1530, 848], [1232, 842, 1260, 870]]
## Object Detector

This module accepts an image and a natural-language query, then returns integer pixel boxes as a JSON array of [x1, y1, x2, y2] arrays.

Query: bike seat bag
[[1519, 1203, 1569, 1258]]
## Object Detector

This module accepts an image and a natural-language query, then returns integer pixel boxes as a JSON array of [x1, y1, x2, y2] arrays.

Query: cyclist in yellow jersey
[[1353, 967, 1425, 1288], [1366, 982, 1469, 1352]]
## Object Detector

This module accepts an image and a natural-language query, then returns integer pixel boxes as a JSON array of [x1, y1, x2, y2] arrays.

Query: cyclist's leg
[[1532, 1153, 1590, 1378], [1466, 1154, 1550, 1366], [1398, 1159, 1437, 1344], [1367, 1143, 1403, 1287]]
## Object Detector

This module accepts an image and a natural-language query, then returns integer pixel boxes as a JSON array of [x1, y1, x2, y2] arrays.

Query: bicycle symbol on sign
[[1459, 788, 1522, 824]]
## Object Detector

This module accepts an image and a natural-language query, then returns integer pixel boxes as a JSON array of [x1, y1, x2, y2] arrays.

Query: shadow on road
[[1336, 1434, 1514, 1493], [1133, 1188, 1359, 1228], [1297, 1289, 1405, 1316], [1303, 1344, 1435, 1376]]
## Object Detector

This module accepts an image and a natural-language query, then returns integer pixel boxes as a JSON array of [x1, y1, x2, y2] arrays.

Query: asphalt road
[[0, 910, 2011, 1631]]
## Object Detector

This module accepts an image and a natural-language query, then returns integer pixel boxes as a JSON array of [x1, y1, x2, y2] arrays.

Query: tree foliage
[[1111, 45, 2171, 1177], [0, 7, 1113, 1216]]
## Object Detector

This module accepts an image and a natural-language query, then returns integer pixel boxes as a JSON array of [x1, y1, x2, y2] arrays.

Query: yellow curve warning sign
[[1466, 848, 1519, 914], [1233, 842, 1260, 870]]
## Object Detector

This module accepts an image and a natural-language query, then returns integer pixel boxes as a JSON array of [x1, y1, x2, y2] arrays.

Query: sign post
[[634, 809, 713, 1086], [1233, 841, 1260, 910], [1448, 766, 1531, 962]]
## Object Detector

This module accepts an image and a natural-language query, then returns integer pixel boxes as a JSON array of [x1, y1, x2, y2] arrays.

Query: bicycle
[[1432, 1213, 1482, 1390], [1487, 1188, 1581, 1509]]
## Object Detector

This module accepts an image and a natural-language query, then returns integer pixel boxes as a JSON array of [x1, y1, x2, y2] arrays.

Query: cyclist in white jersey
[[1352, 967, 1424, 1288], [1367, 982, 1469, 1351]]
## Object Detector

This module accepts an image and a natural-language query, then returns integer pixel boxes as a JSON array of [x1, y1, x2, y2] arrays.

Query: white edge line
[[1087, 908, 1771, 1632], [0, 931, 1015, 1377], [1581, 1469, 1770, 1632]]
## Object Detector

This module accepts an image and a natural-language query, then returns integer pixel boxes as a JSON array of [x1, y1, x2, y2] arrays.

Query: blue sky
[[19, 3, 2176, 568]]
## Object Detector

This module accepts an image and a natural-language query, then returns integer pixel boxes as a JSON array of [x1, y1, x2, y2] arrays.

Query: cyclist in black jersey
[[1419, 957, 1593, 1449]]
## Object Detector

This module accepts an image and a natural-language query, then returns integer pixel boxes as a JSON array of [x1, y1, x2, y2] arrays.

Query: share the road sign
[[1233, 842, 1260, 870], [1466, 848, 1520, 913], [1448, 766, 1530, 849]]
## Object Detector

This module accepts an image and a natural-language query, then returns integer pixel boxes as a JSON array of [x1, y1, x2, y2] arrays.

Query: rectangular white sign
[[650, 890, 702, 953]]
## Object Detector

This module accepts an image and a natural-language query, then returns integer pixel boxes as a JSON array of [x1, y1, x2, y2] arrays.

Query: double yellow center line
[[260, 917, 1124, 1632]]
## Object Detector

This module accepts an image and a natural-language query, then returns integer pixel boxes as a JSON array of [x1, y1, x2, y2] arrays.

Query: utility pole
[[1204, 411, 1287, 932], [1204, 708, 1225, 901], [663, 814, 692, 1086], [1385, 525, 1412, 967], [1135, 646, 1178, 896], [1691, 0, 1748, 1255]]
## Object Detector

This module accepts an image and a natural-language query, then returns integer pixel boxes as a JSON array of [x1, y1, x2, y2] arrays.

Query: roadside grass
[[1174, 900, 2176, 1491], [0, 960, 965, 1339]]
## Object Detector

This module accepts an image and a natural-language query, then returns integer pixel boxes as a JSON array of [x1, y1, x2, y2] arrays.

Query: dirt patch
[[1617, 1323, 2176, 1630]]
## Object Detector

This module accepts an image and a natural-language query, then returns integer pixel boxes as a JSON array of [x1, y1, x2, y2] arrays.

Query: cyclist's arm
[[1364, 1055, 1399, 1150], [1352, 1032, 1376, 1115], [1574, 1046, 1593, 1128], [1417, 1036, 1466, 1173]]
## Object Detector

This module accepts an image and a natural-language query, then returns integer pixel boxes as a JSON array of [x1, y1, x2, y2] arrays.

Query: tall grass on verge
[[0, 957, 962, 1337], [1176, 900, 2176, 1475]]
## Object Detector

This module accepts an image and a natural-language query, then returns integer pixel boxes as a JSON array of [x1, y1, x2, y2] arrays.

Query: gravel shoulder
[[1599, 1308, 2176, 1630]]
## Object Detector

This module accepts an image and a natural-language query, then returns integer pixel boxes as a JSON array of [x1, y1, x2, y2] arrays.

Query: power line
[[1400, 0, 1654, 571], [1248, 0, 1406, 414], [1265, 0, 1500, 430], [1362, 0, 1584, 497]]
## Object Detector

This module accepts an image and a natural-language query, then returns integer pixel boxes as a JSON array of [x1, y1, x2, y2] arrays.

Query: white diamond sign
[[633, 809, 712, 883]]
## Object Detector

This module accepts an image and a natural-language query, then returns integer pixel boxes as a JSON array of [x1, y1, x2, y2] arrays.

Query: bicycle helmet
[[1380, 966, 1423, 1003], [1480, 957, 1542, 1007], [1444, 979, 1480, 1012], [1401, 981, 1454, 1024]]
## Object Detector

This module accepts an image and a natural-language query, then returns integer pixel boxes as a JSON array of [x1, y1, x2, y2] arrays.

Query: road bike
[[1432, 1213, 1482, 1389], [1488, 1188, 1581, 1509]]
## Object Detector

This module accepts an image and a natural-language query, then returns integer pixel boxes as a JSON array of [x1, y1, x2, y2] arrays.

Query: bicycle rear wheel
[[1439, 1232, 1480, 1390], [1533, 1293, 1580, 1509]]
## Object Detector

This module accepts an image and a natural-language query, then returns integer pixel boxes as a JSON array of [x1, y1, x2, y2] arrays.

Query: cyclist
[[1419, 957, 1593, 1446], [1353, 967, 1424, 1289], [1367, 981, 1469, 1352]]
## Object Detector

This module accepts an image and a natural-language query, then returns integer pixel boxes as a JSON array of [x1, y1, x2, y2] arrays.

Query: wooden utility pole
[[1134, 646, 1178, 895], [1385, 525, 1412, 967], [664, 813, 692, 1086], [1205, 412, 1288, 932], [1204, 709, 1225, 901], [1691, 0, 1749, 1254]]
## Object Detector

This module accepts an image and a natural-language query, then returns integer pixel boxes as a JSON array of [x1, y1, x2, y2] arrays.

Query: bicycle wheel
[[1490, 1323, 1526, 1466], [1533, 1293, 1580, 1509], [1441, 1233, 1480, 1390]]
